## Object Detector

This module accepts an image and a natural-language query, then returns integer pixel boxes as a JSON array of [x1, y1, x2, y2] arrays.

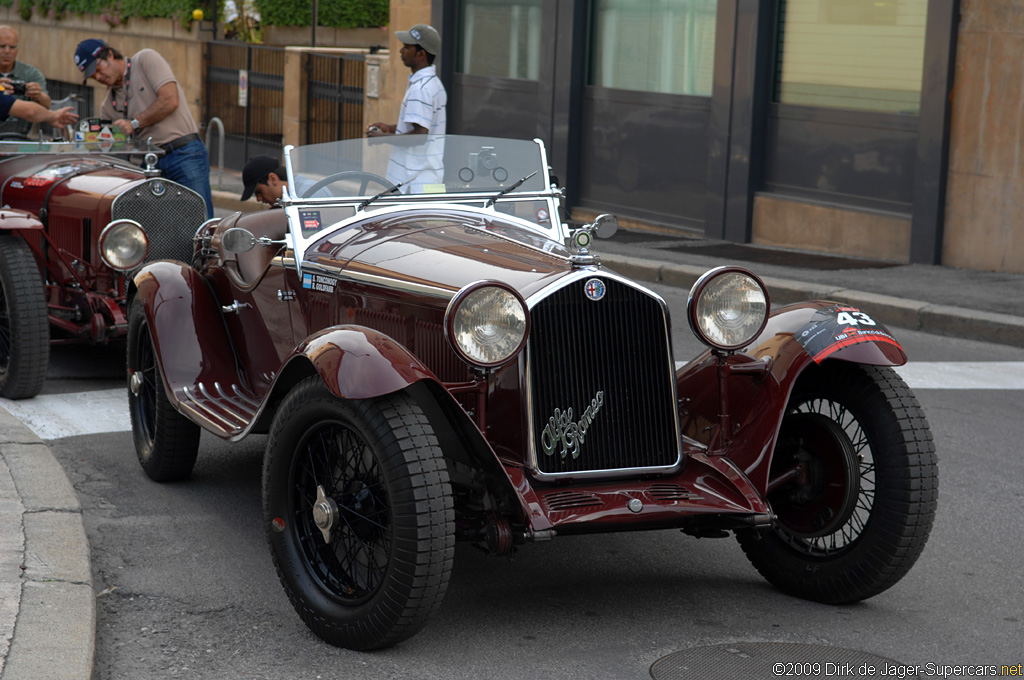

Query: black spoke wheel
[[737, 362, 938, 603], [126, 296, 200, 481], [0, 236, 49, 399], [263, 377, 454, 650]]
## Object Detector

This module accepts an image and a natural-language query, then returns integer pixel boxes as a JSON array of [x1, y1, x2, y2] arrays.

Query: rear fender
[[131, 262, 238, 406], [677, 300, 907, 493]]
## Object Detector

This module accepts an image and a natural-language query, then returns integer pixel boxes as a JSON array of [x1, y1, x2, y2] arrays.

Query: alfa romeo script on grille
[[540, 391, 605, 460]]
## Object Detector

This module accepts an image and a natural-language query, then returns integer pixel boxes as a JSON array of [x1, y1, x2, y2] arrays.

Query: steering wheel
[[0, 132, 31, 141], [300, 171, 395, 198]]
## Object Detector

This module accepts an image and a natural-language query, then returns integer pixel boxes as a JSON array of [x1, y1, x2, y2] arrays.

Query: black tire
[[263, 378, 454, 650], [126, 296, 201, 481], [0, 235, 49, 399], [737, 362, 938, 603]]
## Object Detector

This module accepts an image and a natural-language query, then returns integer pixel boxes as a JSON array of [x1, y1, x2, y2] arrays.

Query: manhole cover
[[651, 642, 898, 679]]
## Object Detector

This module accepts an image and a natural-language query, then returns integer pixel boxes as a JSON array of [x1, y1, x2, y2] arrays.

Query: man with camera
[[0, 25, 52, 138]]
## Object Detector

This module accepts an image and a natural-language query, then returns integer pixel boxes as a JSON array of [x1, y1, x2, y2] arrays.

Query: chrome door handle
[[221, 300, 252, 314]]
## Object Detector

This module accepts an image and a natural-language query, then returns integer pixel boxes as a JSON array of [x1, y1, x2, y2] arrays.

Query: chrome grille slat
[[528, 277, 679, 477], [111, 179, 206, 264]]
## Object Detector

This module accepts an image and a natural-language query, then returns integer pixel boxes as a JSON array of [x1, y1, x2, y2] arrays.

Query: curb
[[600, 253, 1024, 348], [0, 408, 94, 680]]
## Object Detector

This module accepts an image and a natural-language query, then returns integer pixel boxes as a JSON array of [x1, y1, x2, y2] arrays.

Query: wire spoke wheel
[[292, 423, 392, 604], [264, 378, 454, 650], [737, 362, 938, 604]]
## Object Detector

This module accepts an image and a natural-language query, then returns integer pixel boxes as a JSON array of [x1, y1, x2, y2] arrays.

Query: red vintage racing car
[[127, 134, 938, 650], [0, 130, 207, 398]]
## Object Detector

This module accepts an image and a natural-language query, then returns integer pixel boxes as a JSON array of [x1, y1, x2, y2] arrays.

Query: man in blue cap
[[73, 38, 213, 217]]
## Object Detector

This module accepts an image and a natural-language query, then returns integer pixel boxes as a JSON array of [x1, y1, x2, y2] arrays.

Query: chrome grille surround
[[110, 178, 206, 265], [525, 269, 682, 481]]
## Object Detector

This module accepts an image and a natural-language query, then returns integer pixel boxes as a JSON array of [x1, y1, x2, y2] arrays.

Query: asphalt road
[[24, 281, 1024, 679]]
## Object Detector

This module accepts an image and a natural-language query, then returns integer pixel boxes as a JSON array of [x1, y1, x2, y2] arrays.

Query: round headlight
[[687, 266, 769, 350], [99, 219, 149, 271], [445, 282, 530, 368]]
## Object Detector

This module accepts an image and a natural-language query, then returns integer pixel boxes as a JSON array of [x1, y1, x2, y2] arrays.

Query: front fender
[[677, 300, 908, 493], [285, 325, 441, 400], [0, 209, 44, 231], [132, 261, 238, 404]]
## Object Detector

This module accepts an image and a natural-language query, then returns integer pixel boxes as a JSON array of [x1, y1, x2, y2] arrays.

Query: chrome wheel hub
[[129, 370, 143, 396], [313, 485, 338, 544]]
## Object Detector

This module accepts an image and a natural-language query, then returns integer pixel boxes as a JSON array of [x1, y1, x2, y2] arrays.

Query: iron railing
[[306, 52, 367, 144]]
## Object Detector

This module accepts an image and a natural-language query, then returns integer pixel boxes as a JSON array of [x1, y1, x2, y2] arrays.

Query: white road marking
[[1, 388, 129, 441], [3, 362, 1024, 442]]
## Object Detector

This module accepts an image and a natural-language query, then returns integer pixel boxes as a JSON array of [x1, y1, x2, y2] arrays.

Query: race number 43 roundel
[[795, 304, 903, 363]]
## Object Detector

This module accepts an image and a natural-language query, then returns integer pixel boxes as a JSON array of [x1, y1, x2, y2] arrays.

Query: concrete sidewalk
[[1, 178, 1022, 679]]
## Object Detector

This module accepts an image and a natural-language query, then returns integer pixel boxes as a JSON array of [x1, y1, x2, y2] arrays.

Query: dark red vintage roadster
[[127, 135, 938, 650], [0, 135, 207, 398]]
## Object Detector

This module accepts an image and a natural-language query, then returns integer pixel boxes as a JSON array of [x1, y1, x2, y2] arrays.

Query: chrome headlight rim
[[686, 265, 770, 351], [98, 219, 149, 272], [444, 280, 531, 369]]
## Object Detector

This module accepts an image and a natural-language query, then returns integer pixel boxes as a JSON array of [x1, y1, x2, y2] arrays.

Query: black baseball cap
[[241, 155, 281, 201], [74, 38, 107, 83]]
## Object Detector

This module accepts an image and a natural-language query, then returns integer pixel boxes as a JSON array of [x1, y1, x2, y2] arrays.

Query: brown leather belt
[[160, 133, 201, 152]]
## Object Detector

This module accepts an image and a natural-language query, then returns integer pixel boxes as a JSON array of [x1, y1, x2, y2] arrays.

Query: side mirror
[[592, 213, 618, 239], [221, 227, 256, 254]]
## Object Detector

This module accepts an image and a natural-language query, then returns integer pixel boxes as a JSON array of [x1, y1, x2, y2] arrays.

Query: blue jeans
[[158, 139, 214, 218]]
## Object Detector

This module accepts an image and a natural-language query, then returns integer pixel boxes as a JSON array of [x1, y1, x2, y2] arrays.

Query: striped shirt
[[388, 65, 447, 193]]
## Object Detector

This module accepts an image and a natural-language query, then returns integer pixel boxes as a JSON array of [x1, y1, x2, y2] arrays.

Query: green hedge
[[255, 0, 388, 28], [2, 0, 388, 28]]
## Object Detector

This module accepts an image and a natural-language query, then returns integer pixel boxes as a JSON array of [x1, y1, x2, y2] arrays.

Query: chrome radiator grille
[[527, 276, 680, 477], [111, 179, 206, 264]]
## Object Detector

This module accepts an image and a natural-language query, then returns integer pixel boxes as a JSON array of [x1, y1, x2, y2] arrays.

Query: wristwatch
[[130, 118, 140, 131]]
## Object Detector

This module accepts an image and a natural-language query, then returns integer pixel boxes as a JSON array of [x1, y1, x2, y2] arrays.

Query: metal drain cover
[[651, 642, 898, 679]]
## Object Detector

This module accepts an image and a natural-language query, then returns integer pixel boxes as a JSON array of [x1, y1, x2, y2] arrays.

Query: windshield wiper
[[485, 170, 538, 209], [357, 179, 407, 211]]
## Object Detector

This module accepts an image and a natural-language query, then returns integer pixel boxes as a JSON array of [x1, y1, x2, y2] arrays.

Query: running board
[[176, 381, 260, 438]]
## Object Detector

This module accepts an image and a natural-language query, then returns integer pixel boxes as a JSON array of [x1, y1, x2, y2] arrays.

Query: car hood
[[301, 208, 579, 301]]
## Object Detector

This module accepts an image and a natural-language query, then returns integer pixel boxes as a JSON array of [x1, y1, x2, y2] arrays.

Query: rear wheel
[[737, 362, 938, 603], [126, 296, 201, 481], [263, 378, 454, 650], [0, 236, 49, 399]]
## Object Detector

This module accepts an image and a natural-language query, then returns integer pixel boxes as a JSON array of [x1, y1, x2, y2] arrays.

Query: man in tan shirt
[[73, 38, 213, 217]]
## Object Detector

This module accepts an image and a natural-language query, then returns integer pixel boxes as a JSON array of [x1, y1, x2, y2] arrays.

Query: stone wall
[[0, 9, 205, 125], [943, 0, 1024, 273]]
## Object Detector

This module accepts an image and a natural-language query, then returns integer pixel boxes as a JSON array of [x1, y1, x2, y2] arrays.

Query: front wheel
[[0, 236, 49, 399], [126, 296, 201, 481], [263, 378, 454, 650], [737, 362, 938, 603]]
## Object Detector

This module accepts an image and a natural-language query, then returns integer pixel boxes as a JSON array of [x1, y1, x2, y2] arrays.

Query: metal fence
[[205, 41, 286, 170], [306, 52, 366, 144]]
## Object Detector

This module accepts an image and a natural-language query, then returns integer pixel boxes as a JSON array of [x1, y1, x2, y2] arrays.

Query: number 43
[[837, 310, 876, 326]]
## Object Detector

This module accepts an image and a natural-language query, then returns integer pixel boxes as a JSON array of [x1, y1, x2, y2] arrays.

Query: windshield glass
[[285, 135, 550, 200]]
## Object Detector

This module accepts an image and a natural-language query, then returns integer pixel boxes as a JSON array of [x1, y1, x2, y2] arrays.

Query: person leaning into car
[[0, 25, 51, 138], [72, 38, 214, 218], [240, 155, 331, 207]]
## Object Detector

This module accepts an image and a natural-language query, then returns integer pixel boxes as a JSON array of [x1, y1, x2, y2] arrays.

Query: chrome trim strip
[[214, 381, 257, 413], [522, 273, 684, 482], [181, 385, 242, 430]]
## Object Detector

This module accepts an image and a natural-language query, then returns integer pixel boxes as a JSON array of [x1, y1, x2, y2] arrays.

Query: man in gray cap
[[367, 23, 446, 137], [367, 24, 447, 194]]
